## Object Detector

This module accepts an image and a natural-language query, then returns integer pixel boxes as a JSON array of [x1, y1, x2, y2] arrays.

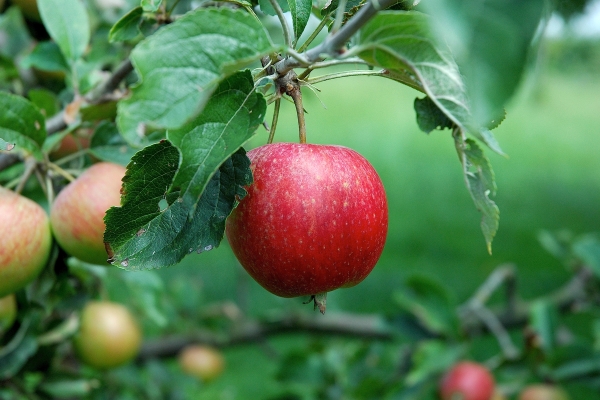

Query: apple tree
[[1, 0, 599, 398]]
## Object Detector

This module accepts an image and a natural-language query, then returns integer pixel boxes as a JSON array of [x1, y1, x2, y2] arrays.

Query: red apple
[[440, 361, 495, 400], [50, 162, 125, 265], [519, 384, 570, 400], [225, 143, 388, 312], [74, 301, 142, 369], [0, 187, 52, 297], [179, 345, 225, 381]]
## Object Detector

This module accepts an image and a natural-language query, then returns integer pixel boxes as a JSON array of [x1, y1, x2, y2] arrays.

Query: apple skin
[[519, 384, 570, 400], [73, 301, 141, 369], [0, 294, 17, 337], [225, 143, 388, 298], [50, 162, 125, 265], [0, 187, 52, 297], [50, 130, 92, 160], [440, 361, 495, 400], [179, 345, 225, 381]]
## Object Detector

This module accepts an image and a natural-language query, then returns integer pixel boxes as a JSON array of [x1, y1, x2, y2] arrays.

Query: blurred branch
[[137, 266, 598, 362], [0, 59, 134, 174], [137, 312, 393, 360]]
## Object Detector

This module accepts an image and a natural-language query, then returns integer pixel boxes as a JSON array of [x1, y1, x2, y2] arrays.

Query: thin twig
[[268, 0, 293, 48], [297, 12, 332, 53], [267, 98, 281, 144]]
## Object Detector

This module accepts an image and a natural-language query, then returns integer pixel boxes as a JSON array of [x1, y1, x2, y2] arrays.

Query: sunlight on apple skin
[[226, 143, 388, 311]]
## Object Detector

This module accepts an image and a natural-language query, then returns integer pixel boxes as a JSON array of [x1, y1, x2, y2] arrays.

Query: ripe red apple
[[0, 187, 52, 297], [0, 294, 17, 337], [519, 384, 570, 400], [179, 345, 225, 381], [50, 162, 125, 265], [440, 361, 495, 400], [74, 301, 142, 369], [225, 143, 388, 313]]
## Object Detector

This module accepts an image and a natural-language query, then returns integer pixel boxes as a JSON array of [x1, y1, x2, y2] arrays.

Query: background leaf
[[0, 92, 46, 146], [108, 6, 143, 43], [117, 8, 277, 146], [421, 0, 546, 126], [353, 11, 504, 154], [38, 0, 91, 61], [288, 0, 312, 42], [0, 138, 15, 151], [259, 0, 290, 16], [89, 121, 137, 166]]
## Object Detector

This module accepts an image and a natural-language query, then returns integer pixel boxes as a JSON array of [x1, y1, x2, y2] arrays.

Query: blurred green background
[[106, 38, 600, 398]]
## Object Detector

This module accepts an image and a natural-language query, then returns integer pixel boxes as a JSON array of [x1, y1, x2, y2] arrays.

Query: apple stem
[[275, 68, 307, 144], [306, 292, 327, 314], [288, 84, 307, 144], [267, 98, 281, 144]]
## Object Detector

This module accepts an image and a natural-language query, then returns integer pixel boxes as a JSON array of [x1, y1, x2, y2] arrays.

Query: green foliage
[[1, 0, 597, 398], [38, 0, 91, 62], [116, 7, 277, 146], [421, 0, 546, 127]]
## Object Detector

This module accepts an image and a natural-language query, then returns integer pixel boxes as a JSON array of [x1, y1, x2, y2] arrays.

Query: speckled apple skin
[[226, 143, 388, 298], [0, 187, 52, 297], [50, 162, 125, 265]]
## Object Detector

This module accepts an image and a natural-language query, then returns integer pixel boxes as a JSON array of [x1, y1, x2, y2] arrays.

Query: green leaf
[[0, 138, 15, 151], [89, 121, 137, 166], [529, 300, 558, 354], [20, 41, 70, 72], [393, 274, 458, 337], [80, 101, 118, 122], [422, 0, 546, 127], [117, 7, 277, 146], [28, 89, 60, 117], [572, 234, 600, 278], [104, 146, 253, 270], [406, 340, 465, 386], [109, 6, 143, 43], [0, 317, 39, 379], [288, 0, 312, 42], [322, 0, 366, 15], [456, 137, 499, 253], [0, 92, 46, 147], [352, 11, 504, 155], [0, 6, 34, 58], [141, 0, 162, 12], [414, 96, 454, 134], [38, 0, 90, 61], [168, 70, 265, 207], [39, 380, 96, 398], [106, 71, 261, 269], [259, 0, 290, 16], [120, 270, 167, 327]]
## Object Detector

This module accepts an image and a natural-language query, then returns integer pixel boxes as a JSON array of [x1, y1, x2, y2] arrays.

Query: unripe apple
[[225, 143, 388, 312], [74, 301, 141, 369], [0, 187, 52, 297], [440, 361, 495, 400], [179, 345, 225, 381], [0, 294, 17, 337], [519, 384, 570, 400], [50, 162, 125, 265]]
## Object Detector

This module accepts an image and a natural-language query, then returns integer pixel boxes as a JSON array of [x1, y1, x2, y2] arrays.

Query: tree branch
[[136, 266, 597, 361], [0, 59, 134, 173], [137, 312, 393, 360], [275, 0, 399, 76]]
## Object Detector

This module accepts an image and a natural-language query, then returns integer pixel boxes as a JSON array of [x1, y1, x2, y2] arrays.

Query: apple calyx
[[305, 293, 328, 314]]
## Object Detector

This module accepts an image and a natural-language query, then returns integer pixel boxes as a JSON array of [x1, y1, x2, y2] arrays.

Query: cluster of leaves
[[1, 0, 548, 269]]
